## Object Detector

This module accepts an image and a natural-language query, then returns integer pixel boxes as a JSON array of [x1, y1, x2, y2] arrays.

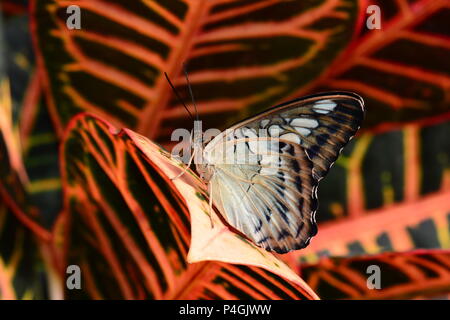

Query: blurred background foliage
[[0, 0, 449, 299]]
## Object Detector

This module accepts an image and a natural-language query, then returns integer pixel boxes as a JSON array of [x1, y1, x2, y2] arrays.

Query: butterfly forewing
[[199, 92, 364, 253]]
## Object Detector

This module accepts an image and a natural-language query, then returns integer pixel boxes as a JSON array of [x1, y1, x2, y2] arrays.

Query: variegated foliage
[[0, 0, 449, 299], [61, 114, 318, 299], [298, 250, 450, 299]]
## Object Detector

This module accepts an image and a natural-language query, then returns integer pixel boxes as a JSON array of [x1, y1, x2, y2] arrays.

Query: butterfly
[[192, 92, 365, 254]]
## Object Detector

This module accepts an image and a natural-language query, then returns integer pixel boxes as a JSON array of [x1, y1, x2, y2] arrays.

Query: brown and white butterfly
[[192, 92, 364, 254]]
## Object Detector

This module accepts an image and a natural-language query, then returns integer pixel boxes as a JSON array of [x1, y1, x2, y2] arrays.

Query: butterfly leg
[[171, 149, 196, 180]]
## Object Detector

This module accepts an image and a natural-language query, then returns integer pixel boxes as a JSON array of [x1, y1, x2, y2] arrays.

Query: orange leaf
[[298, 250, 450, 299]]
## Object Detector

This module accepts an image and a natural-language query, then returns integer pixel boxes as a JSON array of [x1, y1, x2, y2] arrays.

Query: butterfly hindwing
[[200, 92, 364, 253], [208, 138, 318, 253]]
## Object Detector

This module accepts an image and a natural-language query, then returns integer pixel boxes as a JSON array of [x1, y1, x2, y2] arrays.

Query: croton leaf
[[0, 11, 47, 232], [3, 14, 34, 122], [281, 190, 450, 266], [0, 128, 54, 300], [311, 0, 450, 129], [0, 14, 51, 297], [0, 39, 28, 188], [315, 118, 450, 222], [21, 76, 62, 229], [32, 0, 360, 140], [298, 250, 450, 299], [0, 203, 50, 299], [61, 113, 318, 300], [1, 12, 63, 229], [0, 125, 51, 242]]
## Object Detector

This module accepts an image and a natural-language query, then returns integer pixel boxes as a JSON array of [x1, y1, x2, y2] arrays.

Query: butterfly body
[[194, 92, 364, 254]]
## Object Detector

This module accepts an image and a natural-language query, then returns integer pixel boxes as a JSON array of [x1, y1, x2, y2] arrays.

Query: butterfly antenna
[[183, 64, 199, 121], [164, 72, 194, 122]]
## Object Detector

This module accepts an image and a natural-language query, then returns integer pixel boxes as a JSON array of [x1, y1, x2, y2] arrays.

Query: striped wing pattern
[[201, 92, 364, 253]]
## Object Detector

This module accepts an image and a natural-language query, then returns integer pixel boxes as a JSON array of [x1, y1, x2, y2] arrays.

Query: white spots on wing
[[312, 185, 318, 198], [280, 133, 300, 144], [234, 143, 258, 164], [311, 207, 317, 222], [313, 100, 336, 114], [242, 127, 257, 139], [279, 142, 291, 153], [295, 127, 311, 136], [260, 153, 280, 176], [242, 127, 258, 155], [255, 140, 277, 154], [235, 141, 248, 155], [260, 154, 279, 166], [248, 140, 259, 153], [241, 127, 271, 159], [233, 129, 244, 139], [268, 125, 281, 137], [260, 119, 270, 128], [290, 118, 319, 128], [260, 166, 279, 176], [221, 144, 236, 164]]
